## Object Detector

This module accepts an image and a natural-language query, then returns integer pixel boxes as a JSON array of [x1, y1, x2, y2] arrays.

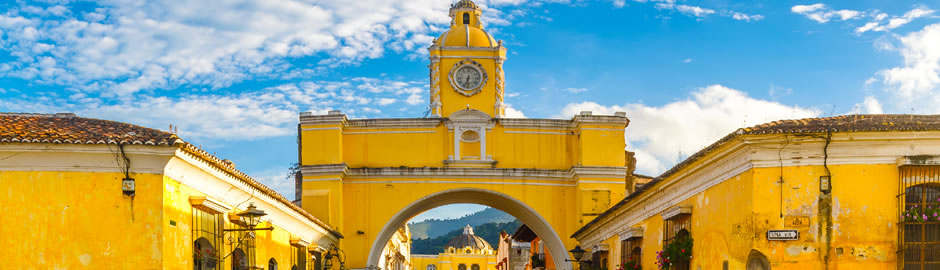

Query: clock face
[[454, 66, 483, 90]]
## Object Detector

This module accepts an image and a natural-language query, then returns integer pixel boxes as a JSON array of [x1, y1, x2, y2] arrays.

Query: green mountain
[[411, 220, 522, 255], [409, 207, 516, 239]]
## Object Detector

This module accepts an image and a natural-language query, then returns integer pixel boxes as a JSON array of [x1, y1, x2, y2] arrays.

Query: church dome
[[433, 0, 497, 48], [445, 225, 492, 251]]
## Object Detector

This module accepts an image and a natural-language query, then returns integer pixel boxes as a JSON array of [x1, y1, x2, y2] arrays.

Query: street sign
[[767, 230, 799, 241]]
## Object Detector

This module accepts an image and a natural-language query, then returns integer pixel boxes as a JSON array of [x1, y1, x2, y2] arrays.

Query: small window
[[900, 166, 940, 269], [463, 13, 470, 24], [620, 238, 642, 268], [471, 264, 480, 270], [458, 264, 467, 270], [232, 248, 248, 270], [269, 258, 278, 270], [428, 265, 437, 270]]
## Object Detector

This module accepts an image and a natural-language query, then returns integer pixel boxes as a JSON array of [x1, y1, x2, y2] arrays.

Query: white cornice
[[189, 196, 232, 214], [299, 114, 347, 126], [661, 206, 692, 221], [0, 143, 176, 174], [346, 118, 443, 128], [619, 227, 644, 241], [575, 131, 940, 245], [170, 150, 340, 244], [301, 164, 626, 182]]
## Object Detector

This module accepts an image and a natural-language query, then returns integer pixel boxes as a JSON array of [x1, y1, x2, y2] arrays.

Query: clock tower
[[429, 0, 508, 118]]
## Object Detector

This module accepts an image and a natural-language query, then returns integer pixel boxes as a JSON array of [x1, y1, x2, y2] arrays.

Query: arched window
[[428, 265, 437, 270], [194, 237, 217, 270], [746, 250, 770, 270], [458, 264, 467, 270], [269, 258, 278, 270], [471, 264, 480, 270], [901, 180, 940, 268], [232, 248, 248, 270], [462, 13, 470, 25]]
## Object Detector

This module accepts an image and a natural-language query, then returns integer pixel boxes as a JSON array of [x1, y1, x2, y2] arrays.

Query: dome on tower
[[433, 0, 498, 48], [445, 225, 493, 251]]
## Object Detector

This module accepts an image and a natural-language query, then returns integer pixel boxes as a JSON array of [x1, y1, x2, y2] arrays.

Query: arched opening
[[194, 237, 217, 270], [268, 258, 278, 270], [746, 250, 770, 270], [462, 13, 470, 25], [458, 264, 467, 270], [367, 188, 572, 270], [232, 248, 248, 270]]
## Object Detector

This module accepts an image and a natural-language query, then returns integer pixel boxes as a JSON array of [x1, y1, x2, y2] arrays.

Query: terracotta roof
[[572, 114, 940, 238], [0, 112, 342, 239], [0, 113, 179, 145]]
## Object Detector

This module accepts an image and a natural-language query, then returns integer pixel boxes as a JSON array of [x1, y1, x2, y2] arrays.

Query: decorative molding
[[344, 131, 436, 135], [346, 118, 442, 128], [444, 159, 496, 168], [301, 127, 341, 131], [592, 243, 609, 252], [189, 196, 232, 214], [290, 237, 312, 247], [576, 131, 940, 245], [299, 114, 347, 126], [0, 143, 176, 174], [661, 206, 692, 221], [899, 155, 940, 166], [619, 227, 644, 241], [504, 131, 573, 135], [332, 166, 625, 181]]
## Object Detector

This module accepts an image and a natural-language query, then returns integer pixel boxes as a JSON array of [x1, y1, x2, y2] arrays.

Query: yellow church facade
[[412, 225, 499, 270], [0, 113, 341, 269], [297, 1, 631, 270], [572, 115, 940, 270]]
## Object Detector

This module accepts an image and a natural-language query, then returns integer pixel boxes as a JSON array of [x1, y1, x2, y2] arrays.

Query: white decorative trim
[[189, 196, 232, 214], [345, 131, 436, 135], [168, 151, 340, 244], [899, 155, 940, 166], [619, 227, 644, 241], [579, 180, 625, 184], [592, 243, 609, 252], [303, 178, 343, 182], [0, 143, 176, 174], [504, 131, 573, 135], [576, 131, 940, 245], [581, 128, 625, 132], [661, 206, 692, 221], [347, 118, 442, 128], [301, 127, 342, 131]]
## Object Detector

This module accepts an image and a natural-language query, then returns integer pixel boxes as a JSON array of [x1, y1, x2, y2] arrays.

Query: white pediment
[[449, 109, 491, 122]]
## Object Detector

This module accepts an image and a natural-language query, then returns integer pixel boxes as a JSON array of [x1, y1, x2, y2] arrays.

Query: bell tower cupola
[[428, 0, 508, 118]]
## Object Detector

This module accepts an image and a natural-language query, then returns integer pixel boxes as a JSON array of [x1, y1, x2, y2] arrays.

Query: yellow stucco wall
[[596, 163, 900, 270], [0, 171, 165, 268], [1, 163, 328, 269]]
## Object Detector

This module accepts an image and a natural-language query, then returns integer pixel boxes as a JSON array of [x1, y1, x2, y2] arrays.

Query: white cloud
[[557, 85, 819, 175], [852, 96, 884, 114], [564, 87, 588, 93], [879, 23, 940, 99], [675, 5, 715, 18], [504, 104, 527, 118], [730, 12, 764, 22], [855, 6, 935, 33], [791, 3, 861, 23], [682, 58, 693, 63], [0, 77, 427, 140], [0, 0, 552, 96]]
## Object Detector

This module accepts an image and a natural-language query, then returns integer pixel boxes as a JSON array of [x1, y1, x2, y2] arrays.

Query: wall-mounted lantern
[[122, 178, 135, 196], [819, 175, 831, 193]]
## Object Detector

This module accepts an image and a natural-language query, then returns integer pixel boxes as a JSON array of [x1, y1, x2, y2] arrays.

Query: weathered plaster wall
[[0, 171, 165, 268]]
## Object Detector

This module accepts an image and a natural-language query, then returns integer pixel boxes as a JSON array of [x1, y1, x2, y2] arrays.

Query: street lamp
[[569, 246, 586, 261], [224, 203, 275, 233], [238, 203, 267, 229], [323, 245, 346, 270], [565, 245, 589, 270]]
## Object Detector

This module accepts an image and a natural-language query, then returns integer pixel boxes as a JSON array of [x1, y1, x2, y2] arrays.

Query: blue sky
[[2, 0, 938, 220]]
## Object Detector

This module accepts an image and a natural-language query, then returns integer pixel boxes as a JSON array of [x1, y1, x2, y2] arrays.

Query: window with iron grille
[[193, 208, 222, 270], [663, 215, 690, 270], [899, 166, 940, 270], [620, 238, 641, 267], [291, 245, 307, 270]]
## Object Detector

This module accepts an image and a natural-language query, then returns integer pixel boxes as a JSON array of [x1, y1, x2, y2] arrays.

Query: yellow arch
[[366, 188, 572, 270]]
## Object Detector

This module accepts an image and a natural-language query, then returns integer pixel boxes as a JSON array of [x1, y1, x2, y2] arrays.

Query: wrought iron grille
[[620, 238, 642, 266], [899, 165, 940, 270]]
